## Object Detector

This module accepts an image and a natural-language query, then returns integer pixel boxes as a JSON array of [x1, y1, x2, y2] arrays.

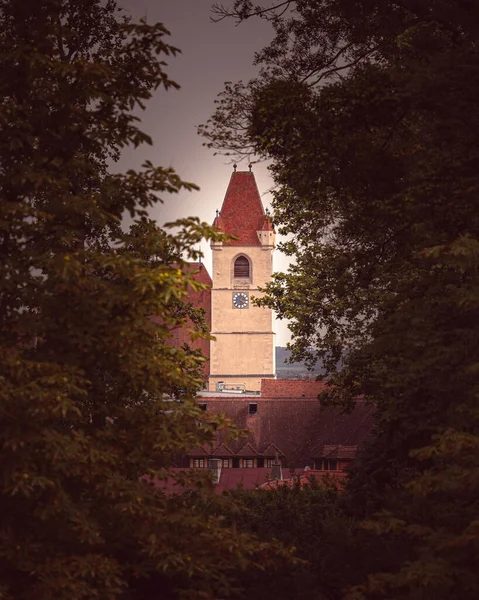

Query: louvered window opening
[[234, 256, 250, 278]]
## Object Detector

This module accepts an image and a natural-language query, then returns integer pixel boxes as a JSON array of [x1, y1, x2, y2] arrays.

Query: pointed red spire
[[212, 211, 225, 232], [260, 215, 274, 231], [214, 171, 269, 246]]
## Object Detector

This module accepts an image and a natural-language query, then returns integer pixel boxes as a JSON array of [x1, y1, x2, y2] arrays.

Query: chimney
[[207, 458, 223, 485]]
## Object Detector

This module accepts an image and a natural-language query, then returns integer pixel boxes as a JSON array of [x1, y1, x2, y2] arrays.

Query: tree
[[0, 1, 292, 598], [201, 1, 479, 598], [122, 218, 211, 399], [206, 476, 406, 600], [223, 479, 360, 600]]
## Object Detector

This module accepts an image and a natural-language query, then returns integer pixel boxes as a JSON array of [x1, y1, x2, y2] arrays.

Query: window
[[198, 402, 207, 411], [265, 458, 279, 468], [234, 256, 250, 279], [248, 402, 258, 415], [221, 458, 230, 468], [193, 458, 205, 468], [243, 459, 254, 468], [321, 459, 338, 471]]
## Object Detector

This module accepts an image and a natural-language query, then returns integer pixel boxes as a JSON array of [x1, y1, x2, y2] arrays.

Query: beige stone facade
[[208, 170, 277, 392], [209, 241, 276, 392], [209, 169, 276, 391]]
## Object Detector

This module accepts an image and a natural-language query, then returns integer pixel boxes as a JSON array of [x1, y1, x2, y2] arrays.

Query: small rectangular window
[[193, 458, 205, 468], [243, 459, 254, 468], [198, 402, 207, 411], [248, 402, 258, 415], [222, 459, 230, 468], [322, 459, 338, 471]]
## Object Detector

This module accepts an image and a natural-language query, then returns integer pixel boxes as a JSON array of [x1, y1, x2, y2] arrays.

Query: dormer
[[236, 443, 260, 468], [188, 445, 212, 469], [261, 443, 284, 468]]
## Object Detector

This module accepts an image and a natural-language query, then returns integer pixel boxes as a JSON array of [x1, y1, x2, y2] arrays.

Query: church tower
[[209, 168, 276, 392]]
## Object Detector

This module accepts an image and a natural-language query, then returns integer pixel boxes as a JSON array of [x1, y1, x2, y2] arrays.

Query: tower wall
[[208, 170, 276, 392], [209, 244, 275, 392]]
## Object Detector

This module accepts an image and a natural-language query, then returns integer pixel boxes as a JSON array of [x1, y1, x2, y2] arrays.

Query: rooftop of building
[[199, 378, 329, 398], [192, 394, 372, 469], [212, 170, 274, 246], [144, 467, 276, 494], [259, 469, 349, 490], [144, 466, 350, 494]]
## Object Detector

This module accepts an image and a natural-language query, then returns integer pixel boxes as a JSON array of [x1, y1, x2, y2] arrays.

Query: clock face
[[232, 292, 249, 309]]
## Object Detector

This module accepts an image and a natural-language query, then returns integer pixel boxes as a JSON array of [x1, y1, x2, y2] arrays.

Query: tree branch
[[55, 16, 67, 62], [308, 44, 381, 86], [211, 1, 293, 24], [300, 41, 357, 85]]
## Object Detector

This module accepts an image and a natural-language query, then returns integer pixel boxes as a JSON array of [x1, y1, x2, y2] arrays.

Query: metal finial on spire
[[248, 163, 252, 173], [216, 209, 220, 218], [233, 163, 237, 172]]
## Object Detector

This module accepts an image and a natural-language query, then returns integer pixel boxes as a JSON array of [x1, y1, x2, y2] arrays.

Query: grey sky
[[117, 0, 292, 345]]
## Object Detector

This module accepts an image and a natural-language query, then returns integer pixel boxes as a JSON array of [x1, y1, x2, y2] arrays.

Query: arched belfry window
[[234, 255, 250, 279]]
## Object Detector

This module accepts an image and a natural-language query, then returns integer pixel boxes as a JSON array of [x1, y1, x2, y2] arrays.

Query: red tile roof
[[212, 443, 234, 456], [145, 466, 348, 495], [194, 397, 373, 468], [213, 171, 272, 246], [150, 262, 212, 376], [322, 445, 358, 459], [261, 378, 329, 398], [188, 445, 212, 457], [260, 470, 348, 490], [216, 468, 272, 492], [261, 442, 284, 458], [236, 442, 260, 457], [145, 468, 274, 494], [260, 215, 274, 231], [187, 261, 212, 285]]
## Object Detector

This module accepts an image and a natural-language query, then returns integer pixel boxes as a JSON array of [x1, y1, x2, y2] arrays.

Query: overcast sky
[[117, 0, 293, 345]]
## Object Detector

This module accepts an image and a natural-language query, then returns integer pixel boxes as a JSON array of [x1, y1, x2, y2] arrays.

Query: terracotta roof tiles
[[260, 470, 348, 490], [145, 468, 274, 494], [212, 443, 234, 456], [195, 397, 373, 468], [260, 215, 274, 231], [236, 442, 260, 457], [150, 262, 212, 377], [214, 171, 272, 246], [261, 379, 329, 398], [322, 445, 358, 459], [216, 468, 272, 492], [261, 442, 285, 458], [188, 445, 212, 457]]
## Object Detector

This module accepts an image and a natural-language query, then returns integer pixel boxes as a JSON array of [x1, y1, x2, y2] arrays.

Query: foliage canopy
[[0, 1, 292, 598], [202, 1, 479, 598]]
